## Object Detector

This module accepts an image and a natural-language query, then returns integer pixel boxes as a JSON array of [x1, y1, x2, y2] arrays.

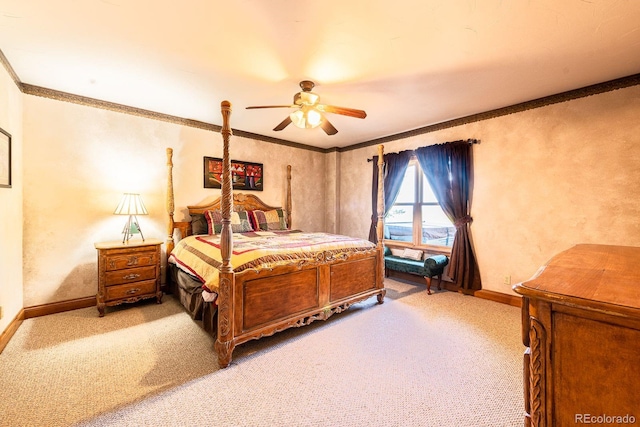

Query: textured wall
[[22, 96, 326, 307], [323, 151, 339, 233], [339, 85, 640, 295], [0, 65, 23, 332], [15, 83, 640, 309]]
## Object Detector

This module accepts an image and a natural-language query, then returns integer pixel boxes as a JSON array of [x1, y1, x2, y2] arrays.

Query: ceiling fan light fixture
[[290, 107, 323, 129], [306, 108, 322, 127], [290, 109, 305, 128], [299, 91, 320, 105], [247, 80, 366, 135]]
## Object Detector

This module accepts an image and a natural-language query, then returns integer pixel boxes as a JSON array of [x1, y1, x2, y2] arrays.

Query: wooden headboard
[[174, 192, 292, 238], [188, 192, 287, 216]]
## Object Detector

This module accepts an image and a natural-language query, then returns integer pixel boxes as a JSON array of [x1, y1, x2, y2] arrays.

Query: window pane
[[422, 174, 438, 203], [421, 205, 455, 247], [385, 205, 414, 242], [395, 165, 416, 203]]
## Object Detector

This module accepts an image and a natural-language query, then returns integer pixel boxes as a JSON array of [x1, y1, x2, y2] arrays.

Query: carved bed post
[[376, 144, 386, 303], [166, 148, 175, 258], [219, 101, 233, 273], [215, 100, 236, 368], [286, 165, 292, 229]]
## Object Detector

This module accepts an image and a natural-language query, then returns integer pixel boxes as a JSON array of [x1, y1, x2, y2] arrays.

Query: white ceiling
[[2, 0, 640, 149]]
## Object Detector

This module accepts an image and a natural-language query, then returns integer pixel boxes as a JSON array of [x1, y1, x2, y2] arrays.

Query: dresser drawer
[[105, 251, 157, 271], [105, 265, 156, 286], [105, 280, 157, 301]]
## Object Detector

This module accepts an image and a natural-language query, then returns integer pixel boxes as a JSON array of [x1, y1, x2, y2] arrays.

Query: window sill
[[383, 240, 451, 256]]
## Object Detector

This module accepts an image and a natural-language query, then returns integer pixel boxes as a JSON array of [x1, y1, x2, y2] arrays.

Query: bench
[[384, 247, 449, 295]]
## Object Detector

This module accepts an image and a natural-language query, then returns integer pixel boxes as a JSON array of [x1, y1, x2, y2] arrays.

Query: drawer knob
[[126, 288, 141, 295], [123, 273, 141, 280]]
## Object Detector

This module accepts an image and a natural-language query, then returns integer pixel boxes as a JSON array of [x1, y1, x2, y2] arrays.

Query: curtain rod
[[366, 139, 480, 162]]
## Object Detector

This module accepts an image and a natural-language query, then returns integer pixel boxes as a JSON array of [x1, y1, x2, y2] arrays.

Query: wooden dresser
[[513, 244, 640, 427], [95, 239, 163, 317]]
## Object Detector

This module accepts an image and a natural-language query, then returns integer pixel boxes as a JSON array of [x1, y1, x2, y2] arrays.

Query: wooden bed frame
[[165, 100, 386, 368]]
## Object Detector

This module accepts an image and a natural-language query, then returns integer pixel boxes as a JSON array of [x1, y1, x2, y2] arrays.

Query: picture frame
[[0, 127, 11, 188], [204, 157, 263, 191]]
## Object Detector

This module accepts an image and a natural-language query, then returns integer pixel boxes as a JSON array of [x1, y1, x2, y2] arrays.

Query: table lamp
[[114, 193, 148, 243]]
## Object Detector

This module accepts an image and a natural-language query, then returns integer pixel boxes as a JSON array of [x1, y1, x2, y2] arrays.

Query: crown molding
[[22, 83, 223, 131], [0, 45, 323, 153], [3, 49, 638, 154], [340, 73, 640, 152], [0, 49, 22, 87], [20, 83, 328, 153]]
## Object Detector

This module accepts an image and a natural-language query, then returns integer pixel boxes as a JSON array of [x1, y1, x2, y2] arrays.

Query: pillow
[[190, 213, 208, 235], [205, 210, 254, 234], [425, 255, 449, 269], [252, 208, 287, 231], [246, 210, 259, 231], [230, 211, 254, 233], [402, 248, 423, 261], [390, 248, 405, 257]]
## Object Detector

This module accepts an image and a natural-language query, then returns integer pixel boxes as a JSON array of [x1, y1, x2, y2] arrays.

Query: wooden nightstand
[[95, 239, 163, 317]]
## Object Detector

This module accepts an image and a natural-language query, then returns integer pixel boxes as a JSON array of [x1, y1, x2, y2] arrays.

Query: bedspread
[[169, 230, 377, 293]]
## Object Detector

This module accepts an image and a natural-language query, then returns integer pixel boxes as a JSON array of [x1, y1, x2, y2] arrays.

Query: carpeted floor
[[0, 279, 524, 427]]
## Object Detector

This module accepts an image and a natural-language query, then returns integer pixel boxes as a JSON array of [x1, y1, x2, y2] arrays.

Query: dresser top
[[514, 244, 640, 311]]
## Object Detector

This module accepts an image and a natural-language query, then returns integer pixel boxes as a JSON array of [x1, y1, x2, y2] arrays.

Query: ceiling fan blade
[[246, 105, 295, 109], [317, 104, 367, 119], [273, 116, 292, 131], [320, 118, 338, 135]]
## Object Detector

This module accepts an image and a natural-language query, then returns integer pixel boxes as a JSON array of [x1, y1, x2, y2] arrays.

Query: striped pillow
[[246, 210, 259, 231], [205, 210, 254, 234], [252, 208, 287, 231]]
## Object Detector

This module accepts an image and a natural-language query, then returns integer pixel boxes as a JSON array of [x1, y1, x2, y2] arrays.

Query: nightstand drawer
[[105, 251, 157, 271], [105, 265, 156, 286], [105, 280, 157, 301]]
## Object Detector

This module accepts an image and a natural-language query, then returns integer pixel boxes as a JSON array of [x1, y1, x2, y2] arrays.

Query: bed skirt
[[168, 264, 217, 334]]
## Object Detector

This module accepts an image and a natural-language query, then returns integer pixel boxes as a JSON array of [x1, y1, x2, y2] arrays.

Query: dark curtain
[[369, 150, 413, 243], [415, 141, 481, 292]]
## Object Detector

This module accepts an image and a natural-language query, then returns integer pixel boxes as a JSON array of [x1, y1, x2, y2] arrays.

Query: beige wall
[[0, 66, 23, 332], [323, 150, 340, 233], [5, 79, 640, 318], [338, 85, 640, 295], [22, 96, 327, 307]]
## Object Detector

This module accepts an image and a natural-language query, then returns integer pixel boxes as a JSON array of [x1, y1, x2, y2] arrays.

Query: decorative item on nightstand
[[114, 193, 148, 244]]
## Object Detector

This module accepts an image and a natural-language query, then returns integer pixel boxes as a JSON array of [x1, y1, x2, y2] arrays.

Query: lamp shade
[[114, 193, 148, 216], [290, 107, 323, 129]]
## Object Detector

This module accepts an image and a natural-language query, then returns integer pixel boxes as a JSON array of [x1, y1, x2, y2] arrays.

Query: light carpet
[[0, 279, 524, 426]]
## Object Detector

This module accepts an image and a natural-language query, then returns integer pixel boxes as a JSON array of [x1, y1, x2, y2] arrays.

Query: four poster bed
[[165, 101, 387, 368]]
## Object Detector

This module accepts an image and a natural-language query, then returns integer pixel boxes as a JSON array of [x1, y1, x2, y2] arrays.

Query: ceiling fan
[[246, 80, 367, 135]]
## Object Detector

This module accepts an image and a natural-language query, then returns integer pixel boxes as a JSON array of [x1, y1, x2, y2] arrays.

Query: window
[[384, 159, 455, 248]]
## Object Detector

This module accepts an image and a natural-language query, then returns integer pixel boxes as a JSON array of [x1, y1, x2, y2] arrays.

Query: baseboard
[[386, 270, 521, 307], [473, 289, 522, 308], [0, 309, 24, 354], [23, 296, 97, 319]]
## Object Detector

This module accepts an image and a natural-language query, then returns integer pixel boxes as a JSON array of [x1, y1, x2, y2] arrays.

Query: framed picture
[[0, 127, 11, 188], [204, 157, 263, 191]]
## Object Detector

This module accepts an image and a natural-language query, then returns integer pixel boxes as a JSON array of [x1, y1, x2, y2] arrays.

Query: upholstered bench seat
[[384, 247, 449, 295]]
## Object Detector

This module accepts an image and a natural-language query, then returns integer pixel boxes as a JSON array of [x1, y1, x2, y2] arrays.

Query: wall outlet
[[503, 275, 511, 285]]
